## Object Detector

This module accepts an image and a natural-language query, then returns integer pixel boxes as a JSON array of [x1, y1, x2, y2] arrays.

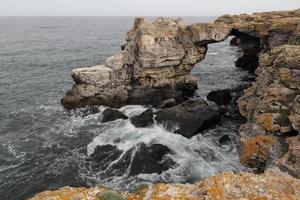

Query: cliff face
[[217, 9, 300, 176], [62, 18, 230, 108], [30, 169, 300, 200]]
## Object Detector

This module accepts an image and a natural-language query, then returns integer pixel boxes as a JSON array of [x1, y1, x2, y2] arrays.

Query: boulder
[[155, 99, 221, 138], [157, 98, 177, 109], [101, 108, 128, 122], [128, 143, 176, 176], [130, 109, 154, 128], [207, 89, 232, 106], [87, 144, 123, 171]]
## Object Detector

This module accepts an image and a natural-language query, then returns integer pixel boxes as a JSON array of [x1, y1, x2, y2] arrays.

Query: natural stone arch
[[62, 17, 231, 109]]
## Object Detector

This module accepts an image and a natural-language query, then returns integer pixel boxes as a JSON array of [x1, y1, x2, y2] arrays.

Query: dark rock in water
[[130, 109, 154, 128], [81, 106, 101, 117], [158, 98, 177, 109], [100, 143, 176, 177], [219, 135, 231, 145], [235, 54, 259, 73], [128, 87, 183, 107], [155, 99, 221, 138], [101, 108, 128, 122], [230, 37, 240, 46], [129, 143, 176, 176], [87, 144, 123, 171], [207, 89, 232, 106]]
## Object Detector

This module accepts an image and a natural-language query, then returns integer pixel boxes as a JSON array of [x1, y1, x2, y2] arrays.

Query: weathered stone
[[128, 143, 176, 176], [130, 109, 154, 128], [155, 99, 220, 138], [239, 135, 284, 172], [207, 89, 232, 106], [238, 45, 300, 136], [278, 135, 300, 178], [216, 9, 300, 49], [157, 98, 177, 109], [62, 17, 231, 109], [101, 108, 128, 122], [30, 169, 300, 200]]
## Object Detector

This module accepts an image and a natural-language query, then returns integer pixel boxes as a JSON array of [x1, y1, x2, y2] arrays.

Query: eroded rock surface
[[62, 18, 230, 108], [30, 169, 300, 200]]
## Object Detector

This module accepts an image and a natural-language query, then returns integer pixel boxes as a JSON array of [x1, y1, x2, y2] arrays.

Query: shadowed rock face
[[61, 17, 231, 109]]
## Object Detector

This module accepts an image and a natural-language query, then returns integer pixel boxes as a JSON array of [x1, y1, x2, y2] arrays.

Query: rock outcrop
[[30, 169, 300, 200], [62, 18, 230, 109], [155, 99, 220, 138], [238, 45, 300, 135], [216, 9, 300, 73], [216, 9, 300, 50], [216, 9, 300, 176]]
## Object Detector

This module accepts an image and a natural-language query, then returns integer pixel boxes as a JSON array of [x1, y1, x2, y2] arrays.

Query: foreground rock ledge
[[61, 17, 230, 108], [30, 169, 300, 200]]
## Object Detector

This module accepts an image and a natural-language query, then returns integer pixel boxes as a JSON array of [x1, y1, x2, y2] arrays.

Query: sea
[[0, 17, 249, 200]]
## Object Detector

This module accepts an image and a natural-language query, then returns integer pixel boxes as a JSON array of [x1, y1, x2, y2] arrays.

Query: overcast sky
[[0, 0, 300, 16]]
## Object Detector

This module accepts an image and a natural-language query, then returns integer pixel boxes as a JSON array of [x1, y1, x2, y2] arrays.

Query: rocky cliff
[[61, 18, 230, 108], [216, 9, 300, 176]]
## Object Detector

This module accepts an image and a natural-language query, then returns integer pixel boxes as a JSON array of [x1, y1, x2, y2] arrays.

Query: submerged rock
[[130, 109, 154, 128], [207, 89, 232, 106], [155, 99, 221, 138], [101, 108, 128, 122], [62, 17, 231, 109]]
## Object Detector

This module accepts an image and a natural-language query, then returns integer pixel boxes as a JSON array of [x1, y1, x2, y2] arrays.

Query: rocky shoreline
[[32, 8, 299, 200]]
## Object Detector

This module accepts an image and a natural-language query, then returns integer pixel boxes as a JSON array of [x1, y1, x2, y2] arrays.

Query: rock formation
[[216, 9, 300, 72], [217, 9, 300, 175], [61, 18, 231, 109], [30, 169, 300, 200], [34, 8, 300, 200]]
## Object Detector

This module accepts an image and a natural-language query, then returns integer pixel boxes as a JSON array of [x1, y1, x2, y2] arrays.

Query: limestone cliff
[[61, 18, 230, 108]]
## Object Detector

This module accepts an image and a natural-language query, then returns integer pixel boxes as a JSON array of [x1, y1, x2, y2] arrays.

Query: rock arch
[[61, 17, 231, 109]]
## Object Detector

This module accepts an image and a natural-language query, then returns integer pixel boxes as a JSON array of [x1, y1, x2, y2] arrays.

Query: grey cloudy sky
[[1, 0, 300, 16]]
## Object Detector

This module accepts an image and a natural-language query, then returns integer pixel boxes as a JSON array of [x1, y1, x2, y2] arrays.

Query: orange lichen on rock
[[128, 183, 202, 200], [30, 169, 300, 200], [239, 135, 279, 169], [256, 113, 281, 132], [28, 186, 108, 200]]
